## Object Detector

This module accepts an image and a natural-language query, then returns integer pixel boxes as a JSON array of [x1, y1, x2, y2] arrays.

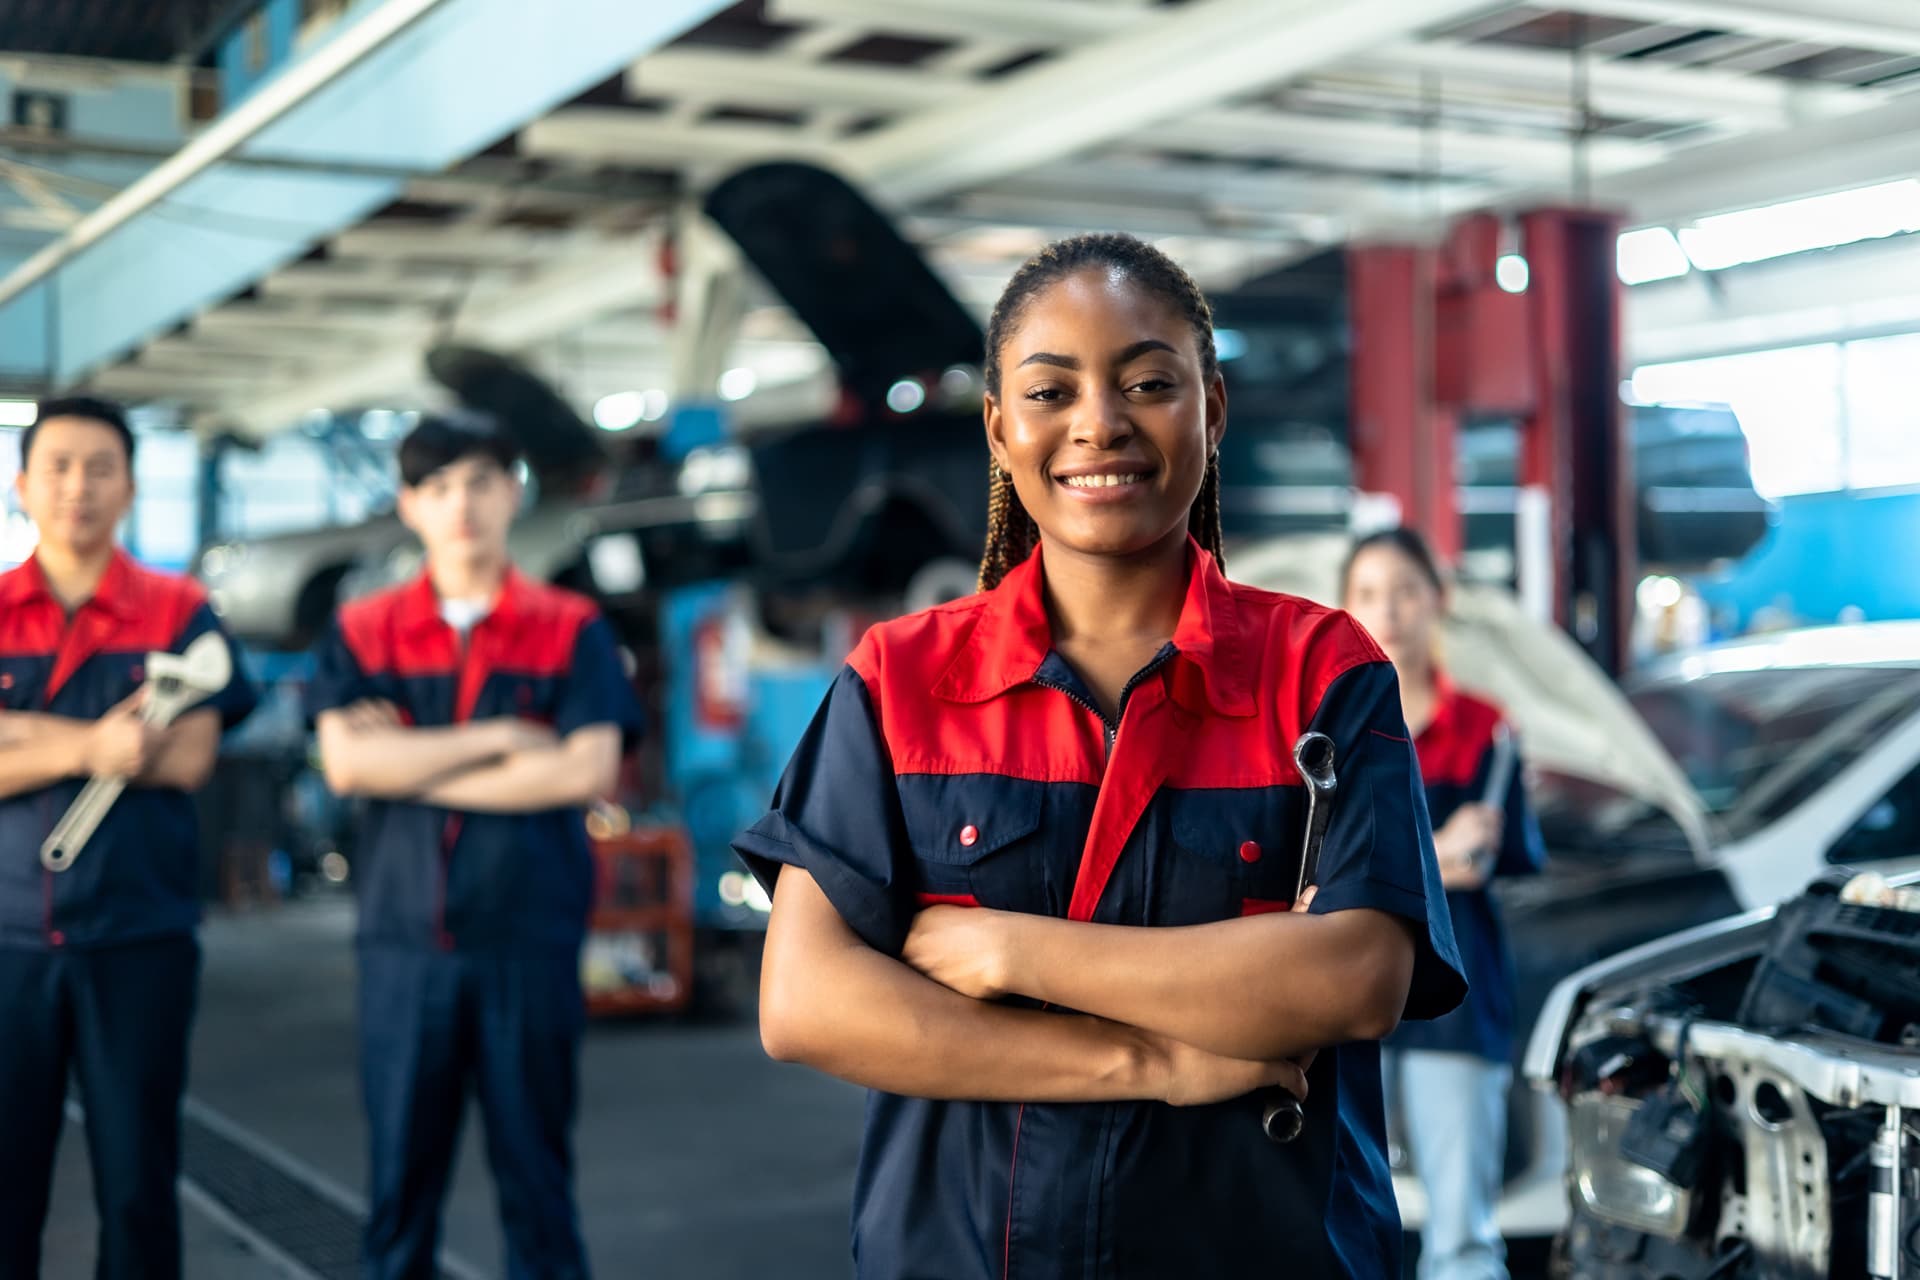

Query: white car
[[1234, 535, 1920, 1244]]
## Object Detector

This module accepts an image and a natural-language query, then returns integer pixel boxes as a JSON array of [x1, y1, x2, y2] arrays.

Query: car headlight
[[1569, 1094, 1693, 1237]]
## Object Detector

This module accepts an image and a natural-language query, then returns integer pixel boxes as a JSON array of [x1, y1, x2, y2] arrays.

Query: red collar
[[0, 549, 142, 621], [932, 534, 1254, 717], [393, 564, 527, 636], [1415, 668, 1461, 745]]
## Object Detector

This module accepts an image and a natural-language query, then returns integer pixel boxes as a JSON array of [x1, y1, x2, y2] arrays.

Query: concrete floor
[[38, 895, 1550, 1279], [41, 897, 865, 1279]]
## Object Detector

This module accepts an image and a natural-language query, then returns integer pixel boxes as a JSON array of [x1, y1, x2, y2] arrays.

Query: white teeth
[[1060, 473, 1146, 489]]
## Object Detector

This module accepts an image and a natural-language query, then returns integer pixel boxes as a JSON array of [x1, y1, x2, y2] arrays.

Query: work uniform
[[305, 568, 643, 1280], [1384, 676, 1546, 1280], [0, 550, 258, 1279], [735, 537, 1466, 1279]]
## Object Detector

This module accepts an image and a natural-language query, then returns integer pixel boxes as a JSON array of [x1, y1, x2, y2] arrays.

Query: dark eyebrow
[[1115, 339, 1177, 363], [1016, 339, 1179, 371]]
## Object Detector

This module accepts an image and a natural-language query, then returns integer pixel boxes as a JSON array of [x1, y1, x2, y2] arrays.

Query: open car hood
[[1231, 533, 1714, 858], [703, 162, 984, 399]]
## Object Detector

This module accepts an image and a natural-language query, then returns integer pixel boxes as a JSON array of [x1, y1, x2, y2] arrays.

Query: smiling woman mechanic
[[735, 234, 1466, 1280], [1342, 529, 1546, 1280]]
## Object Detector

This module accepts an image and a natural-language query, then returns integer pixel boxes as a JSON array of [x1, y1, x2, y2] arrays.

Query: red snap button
[[1239, 841, 1262, 864], [48, 930, 65, 947], [959, 824, 979, 847]]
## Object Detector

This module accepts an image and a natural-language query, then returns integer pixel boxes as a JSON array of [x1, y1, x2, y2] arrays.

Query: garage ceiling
[[20, 0, 1918, 432]]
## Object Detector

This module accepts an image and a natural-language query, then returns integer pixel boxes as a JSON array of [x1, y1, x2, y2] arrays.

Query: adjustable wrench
[[41, 631, 232, 872]]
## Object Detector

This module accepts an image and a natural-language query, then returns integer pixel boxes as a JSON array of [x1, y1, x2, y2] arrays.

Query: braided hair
[[978, 233, 1227, 592]]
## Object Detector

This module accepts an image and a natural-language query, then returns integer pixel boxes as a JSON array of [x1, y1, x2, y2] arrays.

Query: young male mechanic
[[307, 414, 642, 1279]]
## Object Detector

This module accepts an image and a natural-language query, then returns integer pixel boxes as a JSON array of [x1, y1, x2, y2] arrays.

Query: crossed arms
[[759, 869, 1417, 1108], [314, 700, 619, 812]]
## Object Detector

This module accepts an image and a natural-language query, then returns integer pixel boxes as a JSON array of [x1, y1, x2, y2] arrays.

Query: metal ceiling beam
[[330, 224, 586, 262], [1583, 89, 1920, 223], [230, 233, 667, 436], [832, 0, 1549, 205], [191, 305, 440, 339], [1146, 107, 1665, 178], [92, 364, 285, 393], [143, 328, 375, 361], [628, 47, 966, 112], [770, 0, 1135, 45], [1558, 0, 1920, 59], [971, 158, 1483, 223], [1360, 38, 1882, 129], [522, 110, 827, 167]]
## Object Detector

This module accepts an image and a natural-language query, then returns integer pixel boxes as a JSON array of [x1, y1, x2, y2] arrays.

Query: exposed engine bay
[[1552, 871, 1920, 1279]]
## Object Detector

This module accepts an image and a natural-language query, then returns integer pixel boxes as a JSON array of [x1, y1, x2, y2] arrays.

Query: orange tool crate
[[582, 822, 695, 1016]]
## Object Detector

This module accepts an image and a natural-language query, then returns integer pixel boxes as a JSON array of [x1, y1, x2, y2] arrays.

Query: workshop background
[[2, 1, 1918, 1277]]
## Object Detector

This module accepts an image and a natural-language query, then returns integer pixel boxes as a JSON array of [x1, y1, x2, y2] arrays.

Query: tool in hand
[[1262, 730, 1337, 1145], [1466, 721, 1515, 876], [41, 631, 232, 872]]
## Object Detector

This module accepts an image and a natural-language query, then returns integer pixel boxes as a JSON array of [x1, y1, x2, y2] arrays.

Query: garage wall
[[1698, 486, 1920, 630]]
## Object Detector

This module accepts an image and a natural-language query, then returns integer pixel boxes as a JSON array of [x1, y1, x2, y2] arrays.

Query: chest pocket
[[55, 651, 145, 717], [898, 775, 1046, 913], [0, 657, 47, 709], [488, 672, 562, 725], [1164, 786, 1309, 926]]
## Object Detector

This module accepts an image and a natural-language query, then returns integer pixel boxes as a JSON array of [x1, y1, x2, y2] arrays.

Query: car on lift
[[1524, 862, 1920, 1279], [1210, 250, 1775, 572], [1235, 536, 1920, 1248]]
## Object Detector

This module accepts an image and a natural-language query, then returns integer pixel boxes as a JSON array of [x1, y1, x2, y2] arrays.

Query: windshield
[[1535, 662, 1920, 853]]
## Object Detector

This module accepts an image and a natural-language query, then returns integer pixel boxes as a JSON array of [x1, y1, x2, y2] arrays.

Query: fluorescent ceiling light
[[1677, 179, 1920, 272], [1617, 227, 1690, 286]]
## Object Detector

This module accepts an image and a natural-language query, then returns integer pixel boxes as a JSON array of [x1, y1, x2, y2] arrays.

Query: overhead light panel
[[1617, 227, 1690, 286], [1677, 179, 1920, 272]]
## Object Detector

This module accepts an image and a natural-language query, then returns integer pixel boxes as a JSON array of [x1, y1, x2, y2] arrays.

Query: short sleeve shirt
[[0, 551, 259, 950], [734, 537, 1465, 1279]]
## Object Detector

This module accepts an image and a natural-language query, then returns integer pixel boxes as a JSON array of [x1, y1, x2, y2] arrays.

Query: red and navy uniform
[[1387, 676, 1545, 1064], [735, 538, 1466, 1280], [0, 550, 258, 1280], [304, 568, 642, 1280]]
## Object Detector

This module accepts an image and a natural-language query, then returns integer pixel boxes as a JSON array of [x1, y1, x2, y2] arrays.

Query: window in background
[[1840, 333, 1920, 492], [1631, 343, 1845, 499], [130, 430, 200, 570]]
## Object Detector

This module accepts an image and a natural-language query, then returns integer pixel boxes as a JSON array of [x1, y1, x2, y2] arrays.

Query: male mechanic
[[308, 414, 642, 1279], [0, 395, 258, 1278]]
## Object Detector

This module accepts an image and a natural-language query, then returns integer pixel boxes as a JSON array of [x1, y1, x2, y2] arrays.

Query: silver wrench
[[41, 631, 232, 872], [1263, 731, 1337, 1145]]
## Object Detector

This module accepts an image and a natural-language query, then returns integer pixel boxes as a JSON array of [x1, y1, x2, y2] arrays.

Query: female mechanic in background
[[1343, 528, 1547, 1280]]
